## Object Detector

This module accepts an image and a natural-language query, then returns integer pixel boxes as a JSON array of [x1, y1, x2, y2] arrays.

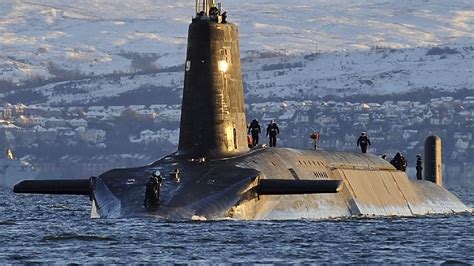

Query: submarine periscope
[[14, 0, 471, 220]]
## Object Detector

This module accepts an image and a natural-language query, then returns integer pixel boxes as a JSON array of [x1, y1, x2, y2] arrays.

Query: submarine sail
[[179, 10, 248, 158]]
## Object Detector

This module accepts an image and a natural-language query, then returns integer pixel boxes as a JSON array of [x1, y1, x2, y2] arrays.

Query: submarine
[[14, 0, 470, 219]]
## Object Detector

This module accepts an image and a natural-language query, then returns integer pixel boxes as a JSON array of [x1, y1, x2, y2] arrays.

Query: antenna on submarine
[[195, 0, 226, 23], [194, 0, 209, 16]]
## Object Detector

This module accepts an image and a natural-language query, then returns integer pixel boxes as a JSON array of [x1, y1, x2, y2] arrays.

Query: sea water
[[0, 185, 472, 264]]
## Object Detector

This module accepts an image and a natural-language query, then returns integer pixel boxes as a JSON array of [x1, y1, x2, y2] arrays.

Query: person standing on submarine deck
[[248, 119, 261, 146], [144, 171, 162, 208], [266, 120, 280, 147], [416, 154, 423, 180], [357, 132, 371, 153]]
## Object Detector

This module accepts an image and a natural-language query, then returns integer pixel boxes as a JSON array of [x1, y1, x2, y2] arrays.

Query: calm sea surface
[[0, 184, 472, 264]]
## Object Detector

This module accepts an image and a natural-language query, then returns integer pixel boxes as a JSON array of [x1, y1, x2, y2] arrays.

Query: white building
[[30, 116, 47, 126], [76, 127, 106, 144], [69, 118, 88, 128]]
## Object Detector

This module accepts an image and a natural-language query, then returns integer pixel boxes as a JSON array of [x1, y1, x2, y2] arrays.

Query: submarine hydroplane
[[14, 0, 471, 219]]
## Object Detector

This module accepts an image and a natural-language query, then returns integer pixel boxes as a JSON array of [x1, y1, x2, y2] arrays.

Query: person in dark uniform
[[390, 153, 401, 170], [209, 6, 219, 22], [209, 6, 219, 16], [400, 154, 408, 172], [221, 12, 227, 23], [416, 154, 423, 180], [390, 152, 407, 172], [144, 171, 162, 208], [266, 120, 280, 147], [248, 119, 261, 146], [356, 132, 371, 153]]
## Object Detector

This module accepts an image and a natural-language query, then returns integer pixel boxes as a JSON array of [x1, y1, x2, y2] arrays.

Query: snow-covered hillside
[[5, 43, 469, 106], [0, 0, 473, 102], [244, 44, 474, 98]]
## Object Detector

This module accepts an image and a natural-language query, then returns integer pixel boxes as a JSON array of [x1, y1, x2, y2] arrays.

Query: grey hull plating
[[91, 148, 470, 219]]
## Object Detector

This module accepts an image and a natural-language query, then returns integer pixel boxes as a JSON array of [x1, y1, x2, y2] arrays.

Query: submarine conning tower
[[178, 0, 249, 159]]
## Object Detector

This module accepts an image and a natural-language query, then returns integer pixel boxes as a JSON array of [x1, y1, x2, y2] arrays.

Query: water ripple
[[42, 233, 116, 242], [0, 187, 472, 264]]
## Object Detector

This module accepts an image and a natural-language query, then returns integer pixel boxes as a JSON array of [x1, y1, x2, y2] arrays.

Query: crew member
[[144, 171, 162, 208], [356, 132, 371, 153], [266, 120, 280, 147], [248, 119, 261, 146], [221, 12, 227, 23], [209, 6, 219, 22], [390, 152, 407, 172], [400, 154, 408, 172], [416, 154, 423, 180]]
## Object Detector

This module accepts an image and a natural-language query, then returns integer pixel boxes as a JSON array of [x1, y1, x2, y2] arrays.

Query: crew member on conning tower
[[195, 0, 225, 23]]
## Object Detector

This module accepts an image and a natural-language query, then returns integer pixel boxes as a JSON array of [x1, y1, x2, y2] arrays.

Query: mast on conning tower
[[194, 0, 225, 23]]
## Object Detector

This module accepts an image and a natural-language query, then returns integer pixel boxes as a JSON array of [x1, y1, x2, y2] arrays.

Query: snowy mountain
[[1, 0, 473, 104]]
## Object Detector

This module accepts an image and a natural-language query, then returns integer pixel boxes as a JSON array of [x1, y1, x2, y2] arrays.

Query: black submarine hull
[[89, 148, 469, 219]]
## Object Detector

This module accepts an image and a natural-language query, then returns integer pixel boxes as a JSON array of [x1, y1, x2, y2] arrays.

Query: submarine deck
[[92, 147, 470, 219]]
